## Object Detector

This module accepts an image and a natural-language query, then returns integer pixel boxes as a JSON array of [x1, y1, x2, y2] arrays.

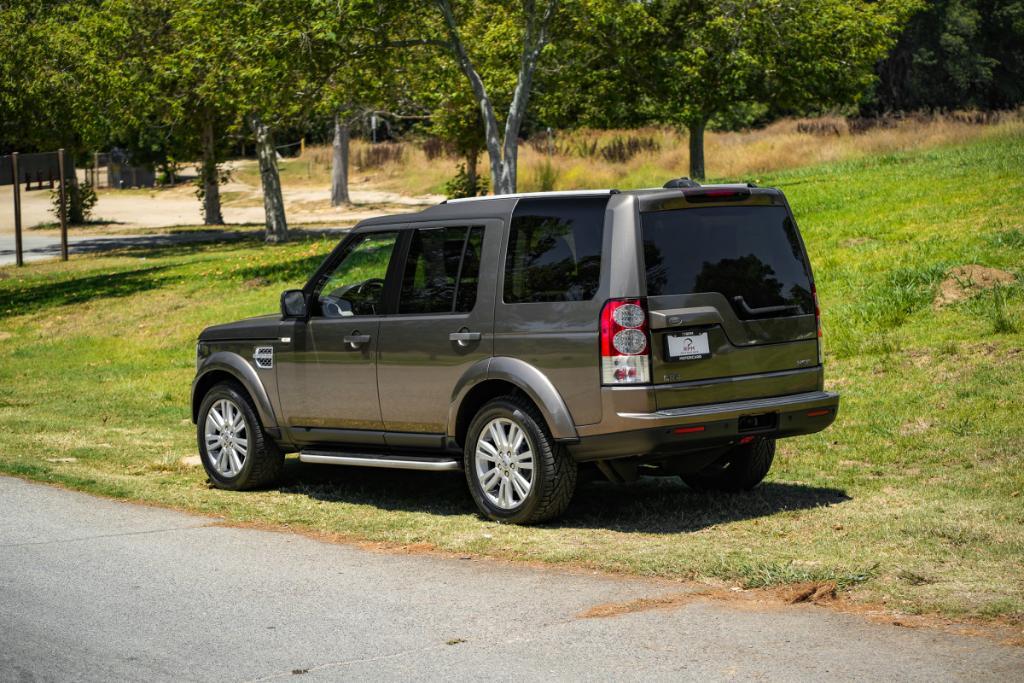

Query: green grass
[[1, 131, 1023, 621]]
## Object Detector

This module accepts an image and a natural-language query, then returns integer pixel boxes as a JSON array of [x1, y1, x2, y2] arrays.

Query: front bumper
[[567, 390, 840, 462]]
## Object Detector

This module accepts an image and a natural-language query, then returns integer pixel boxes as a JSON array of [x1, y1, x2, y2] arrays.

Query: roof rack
[[442, 189, 617, 204]]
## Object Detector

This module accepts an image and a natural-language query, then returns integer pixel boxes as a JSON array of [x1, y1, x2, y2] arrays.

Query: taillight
[[813, 285, 824, 364], [600, 298, 651, 385]]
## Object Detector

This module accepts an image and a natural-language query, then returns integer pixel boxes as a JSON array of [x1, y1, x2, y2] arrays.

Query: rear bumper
[[567, 390, 840, 462]]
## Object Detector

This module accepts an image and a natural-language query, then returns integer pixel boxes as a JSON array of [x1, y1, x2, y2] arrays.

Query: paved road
[[1, 477, 1021, 682], [0, 230, 253, 266]]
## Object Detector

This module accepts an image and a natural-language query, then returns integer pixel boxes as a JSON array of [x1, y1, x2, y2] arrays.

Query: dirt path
[[0, 160, 443, 235]]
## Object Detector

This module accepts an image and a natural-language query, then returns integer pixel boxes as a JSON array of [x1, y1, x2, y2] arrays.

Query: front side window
[[399, 226, 484, 314], [503, 197, 607, 303], [316, 232, 398, 317]]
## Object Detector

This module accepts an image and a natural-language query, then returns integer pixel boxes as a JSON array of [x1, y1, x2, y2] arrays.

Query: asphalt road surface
[[1, 477, 1021, 682]]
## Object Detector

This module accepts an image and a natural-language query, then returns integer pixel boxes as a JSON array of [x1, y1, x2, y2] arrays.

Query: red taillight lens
[[600, 298, 651, 385]]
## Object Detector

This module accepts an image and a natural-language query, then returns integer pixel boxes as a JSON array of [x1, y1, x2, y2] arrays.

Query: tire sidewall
[[464, 399, 551, 523], [197, 383, 261, 490]]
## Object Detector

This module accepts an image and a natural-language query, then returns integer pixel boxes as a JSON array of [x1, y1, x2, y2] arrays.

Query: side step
[[298, 450, 461, 472]]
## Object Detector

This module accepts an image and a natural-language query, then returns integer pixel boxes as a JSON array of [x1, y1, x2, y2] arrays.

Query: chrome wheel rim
[[475, 417, 534, 510], [203, 398, 248, 477]]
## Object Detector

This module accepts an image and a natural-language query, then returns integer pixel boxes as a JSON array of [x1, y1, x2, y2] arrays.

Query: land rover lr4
[[192, 181, 840, 524]]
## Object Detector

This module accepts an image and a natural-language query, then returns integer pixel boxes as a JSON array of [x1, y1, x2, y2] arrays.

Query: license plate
[[666, 331, 711, 361]]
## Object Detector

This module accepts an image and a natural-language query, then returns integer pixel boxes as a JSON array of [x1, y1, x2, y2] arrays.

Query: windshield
[[641, 206, 813, 320]]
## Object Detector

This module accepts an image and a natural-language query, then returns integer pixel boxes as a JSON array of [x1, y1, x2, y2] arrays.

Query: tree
[[431, 0, 558, 194], [865, 0, 1024, 113], [653, 0, 918, 179]]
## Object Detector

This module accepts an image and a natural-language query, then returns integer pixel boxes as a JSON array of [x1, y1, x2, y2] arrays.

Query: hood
[[198, 314, 281, 342]]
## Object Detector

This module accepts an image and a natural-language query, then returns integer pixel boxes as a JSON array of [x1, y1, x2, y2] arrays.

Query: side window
[[399, 226, 484, 314], [503, 197, 607, 303], [315, 232, 398, 317]]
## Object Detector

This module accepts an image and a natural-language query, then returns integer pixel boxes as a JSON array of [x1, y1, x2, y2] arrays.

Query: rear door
[[376, 222, 497, 436], [640, 202, 820, 409]]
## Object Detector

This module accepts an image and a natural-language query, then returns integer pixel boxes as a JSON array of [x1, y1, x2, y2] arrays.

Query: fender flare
[[448, 357, 578, 442], [191, 351, 278, 429]]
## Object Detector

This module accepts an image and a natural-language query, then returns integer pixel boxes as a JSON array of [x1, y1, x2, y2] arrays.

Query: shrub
[[444, 164, 488, 199], [50, 180, 97, 224]]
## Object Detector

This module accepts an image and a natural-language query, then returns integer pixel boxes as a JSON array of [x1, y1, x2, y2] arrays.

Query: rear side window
[[399, 226, 484, 314], [503, 197, 607, 303], [641, 206, 813, 319]]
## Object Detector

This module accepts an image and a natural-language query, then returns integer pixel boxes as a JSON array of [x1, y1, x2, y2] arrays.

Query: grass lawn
[[1, 130, 1022, 622]]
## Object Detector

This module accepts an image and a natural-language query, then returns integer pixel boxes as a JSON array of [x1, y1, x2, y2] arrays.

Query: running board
[[298, 450, 461, 472]]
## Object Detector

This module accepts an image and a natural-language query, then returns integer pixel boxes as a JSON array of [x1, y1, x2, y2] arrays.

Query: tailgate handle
[[650, 306, 723, 329], [732, 296, 801, 318]]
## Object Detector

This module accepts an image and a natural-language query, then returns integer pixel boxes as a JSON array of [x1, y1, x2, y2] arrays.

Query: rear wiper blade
[[731, 296, 801, 317]]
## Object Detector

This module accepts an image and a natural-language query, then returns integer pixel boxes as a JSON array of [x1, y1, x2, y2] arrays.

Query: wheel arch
[[191, 352, 278, 429], [448, 357, 578, 447]]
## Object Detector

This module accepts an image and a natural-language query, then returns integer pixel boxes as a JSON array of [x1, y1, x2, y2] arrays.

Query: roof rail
[[442, 189, 617, 204], [663, 177, 701, 189]]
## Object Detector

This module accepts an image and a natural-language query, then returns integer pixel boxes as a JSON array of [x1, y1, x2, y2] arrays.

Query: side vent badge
[[253, 346, 274, 369]]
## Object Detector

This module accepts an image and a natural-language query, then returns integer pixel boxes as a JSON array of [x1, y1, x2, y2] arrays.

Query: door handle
[[343, 332, 371, 349], [449, 330, 481, 347]]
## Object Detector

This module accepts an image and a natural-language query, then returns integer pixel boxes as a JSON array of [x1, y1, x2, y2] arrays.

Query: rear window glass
[[503, 197, 607, 303], [641, 206, 813, 319]]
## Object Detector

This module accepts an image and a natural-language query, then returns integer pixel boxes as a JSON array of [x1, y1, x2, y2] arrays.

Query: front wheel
[[465, 396, 577, 524], [197, 381, 284, 491], [681, 437, 776, 492]]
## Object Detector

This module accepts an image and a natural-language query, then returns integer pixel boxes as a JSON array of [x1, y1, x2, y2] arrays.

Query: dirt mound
[[934, 265, 1015, 308], [779, 581, 837, 605]]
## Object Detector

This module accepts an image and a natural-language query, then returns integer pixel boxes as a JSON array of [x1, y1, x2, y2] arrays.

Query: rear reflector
[[672, 426, 705, 434], [806, 409, 831, 417]]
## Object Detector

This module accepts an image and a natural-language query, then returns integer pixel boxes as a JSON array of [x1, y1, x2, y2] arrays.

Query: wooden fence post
[[12, 153, 23, 267], [58, 148, 68, 261]]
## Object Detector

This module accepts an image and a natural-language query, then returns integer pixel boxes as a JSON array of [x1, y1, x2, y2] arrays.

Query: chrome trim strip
[[298, 451, 461, 472], [444, 189, 614, 204], [619, 391, 839, 422]]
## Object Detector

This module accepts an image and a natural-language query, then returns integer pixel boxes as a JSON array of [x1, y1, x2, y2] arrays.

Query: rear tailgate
[[640, 201, 820, 409]]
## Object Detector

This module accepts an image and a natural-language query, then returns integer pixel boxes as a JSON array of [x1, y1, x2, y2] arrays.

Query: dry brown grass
[[289, 110, 1024, 196]]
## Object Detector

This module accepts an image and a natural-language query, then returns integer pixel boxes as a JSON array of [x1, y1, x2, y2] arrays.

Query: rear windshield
[[641, 206, 813, 319]]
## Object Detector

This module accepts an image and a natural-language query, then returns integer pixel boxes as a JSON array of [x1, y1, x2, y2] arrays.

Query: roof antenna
[[663, 177, 701, 189]]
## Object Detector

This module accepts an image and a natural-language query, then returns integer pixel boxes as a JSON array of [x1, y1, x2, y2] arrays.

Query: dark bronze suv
[[192, 182, 839, 523]]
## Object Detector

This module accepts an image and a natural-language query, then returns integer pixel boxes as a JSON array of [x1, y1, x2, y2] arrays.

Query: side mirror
[[281, 289, 308, 318]]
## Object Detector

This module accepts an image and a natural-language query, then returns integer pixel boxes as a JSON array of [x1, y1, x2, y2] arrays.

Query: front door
[[376, 222, 497, 435], [276, 230, 400, 437]]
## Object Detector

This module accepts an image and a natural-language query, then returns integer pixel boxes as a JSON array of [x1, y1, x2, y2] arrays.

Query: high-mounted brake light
[[683, 188, 751, 203], [600, 298, 651, 385]]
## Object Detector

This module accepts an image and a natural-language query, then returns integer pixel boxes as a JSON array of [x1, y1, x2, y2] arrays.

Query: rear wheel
[[465, 396, 577, 524], [681, 437, 775, 492], [197, 381, 283, 491]]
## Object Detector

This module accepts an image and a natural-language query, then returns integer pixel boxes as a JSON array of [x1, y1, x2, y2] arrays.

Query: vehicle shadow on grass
[[277, 460, 850, 534]]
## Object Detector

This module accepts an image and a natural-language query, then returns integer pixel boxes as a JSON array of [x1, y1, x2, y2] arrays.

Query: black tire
[[681, 437, 775, 492], [464, 395, 577, 524], [197, 381, 284, 491]]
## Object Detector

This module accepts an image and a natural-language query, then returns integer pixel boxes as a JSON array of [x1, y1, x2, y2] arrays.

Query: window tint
[[316, 232, 398, 318], [399, 226, 484, 314], [641, 206, 813, 319], [503, 197, 607, 303]]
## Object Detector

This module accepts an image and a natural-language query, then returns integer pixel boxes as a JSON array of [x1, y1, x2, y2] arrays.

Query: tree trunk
[[331, 114, 350, 206], [688, 120, 706, 181], [250, 115, 288, 243], [466, 148, 479, 195], [201, 117, 224, 225], [436, 0, 555, 196]]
